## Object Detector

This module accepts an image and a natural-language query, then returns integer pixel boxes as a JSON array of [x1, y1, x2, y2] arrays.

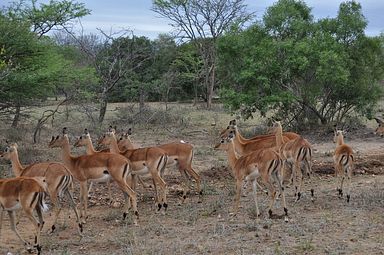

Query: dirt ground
[[1, 103, 384, 255]]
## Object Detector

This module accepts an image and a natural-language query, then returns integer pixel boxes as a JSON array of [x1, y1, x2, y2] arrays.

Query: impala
[[0, 176, 47, 254], [117, 129, 202, 203], [98, 131, 169, 211], [224, 119, 300, 143], [73, 129, 113, 201], [215, 133, 288, 221], [219, 125, 290, 157], [49, 128, 139, 225], [333, 129, 354, 203], [0, 142, 82, 234], [273, 121, 314, 202]]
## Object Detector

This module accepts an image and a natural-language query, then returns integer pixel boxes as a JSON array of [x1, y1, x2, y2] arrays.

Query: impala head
[[98, 131, 115, 146], [267, 120, 283, 135], [333, 129, 345, 144], [374, 118, 384, 137], [49, 127, 69, 148], [0, 142, 18, 160], [74, 129, 91, 147]]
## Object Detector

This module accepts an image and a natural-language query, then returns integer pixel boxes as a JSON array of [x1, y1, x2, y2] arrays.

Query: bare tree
[[153, 0, 252, 108]]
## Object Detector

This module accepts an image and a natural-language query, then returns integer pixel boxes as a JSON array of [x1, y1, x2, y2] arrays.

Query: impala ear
[[62, 127, 67, 135], [127, 128, 132, 135], [5, 139, 9, 144], [108, 125, 113, 132], [229, 119, 236, 127], [51, 136, 55, 141]]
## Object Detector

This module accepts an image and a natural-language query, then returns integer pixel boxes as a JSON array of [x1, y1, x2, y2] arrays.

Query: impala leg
[[65, 189, 83, 235], [233, 179, 243, 215], [265, 180, 277, 218], [304, 159, 315, 202], [0, 207, 3, 240], [185, 166, 202, 201], [8, 211, 31, 250], [114, 178, 138, 225], [49, 194, 61, 233], [273, 172, 288, 222], [79, 181, 88, 223], [346, 166, 352, 203], [337, 174, 345, 199], [151, 170, 168, 212], [251, 179, 260, 218]]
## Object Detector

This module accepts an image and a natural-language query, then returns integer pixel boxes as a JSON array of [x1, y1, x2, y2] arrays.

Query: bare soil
[[1, 103, 384, 255]]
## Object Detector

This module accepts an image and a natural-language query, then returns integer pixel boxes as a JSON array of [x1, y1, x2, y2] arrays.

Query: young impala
[[49, 128, 139, 225], [0, 142, 82, 234], [0, 176, 47, 254], [333, 129, 354, 203]]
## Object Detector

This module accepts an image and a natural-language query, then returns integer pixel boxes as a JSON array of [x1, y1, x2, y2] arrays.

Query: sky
[[3, 0, 384, 38]]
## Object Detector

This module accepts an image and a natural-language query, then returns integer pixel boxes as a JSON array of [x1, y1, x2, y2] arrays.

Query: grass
[[1, 101, 384, 255]]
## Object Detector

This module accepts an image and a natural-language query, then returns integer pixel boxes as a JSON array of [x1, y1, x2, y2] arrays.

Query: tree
[[218, 0, 384, 127], [152, 0, 252, 108], [7, 0, 90, 38]]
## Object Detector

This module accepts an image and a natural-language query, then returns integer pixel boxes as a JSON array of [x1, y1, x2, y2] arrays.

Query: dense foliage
[[217, 0, 384, 128], [0, 0, 383, 128]]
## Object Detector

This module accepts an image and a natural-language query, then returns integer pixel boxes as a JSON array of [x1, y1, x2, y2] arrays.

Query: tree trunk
[[12, 105, 21, 128], [99, 88, 108, 124], [207, 63, 215, 109], [139, 87, 145, 113]]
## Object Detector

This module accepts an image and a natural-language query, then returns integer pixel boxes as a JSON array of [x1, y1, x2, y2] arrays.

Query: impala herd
[[0, 117, 365, 254]]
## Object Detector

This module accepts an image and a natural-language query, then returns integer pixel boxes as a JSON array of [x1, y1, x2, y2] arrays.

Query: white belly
[[90, 174, 112, 183], [132, 166, 149, 176], [6, 202, 22, 211]]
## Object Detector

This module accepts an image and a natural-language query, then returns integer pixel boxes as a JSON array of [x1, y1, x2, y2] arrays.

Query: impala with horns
[[98, 130, 169, 211], [0, 142, 82, 234], [0, 176, 47, 254], [215, 133, 288, 221], [49, 127, 139, 225], [272, 121, 314, 202], [333, 128, 354, 203], [117, 128, 202, 203]]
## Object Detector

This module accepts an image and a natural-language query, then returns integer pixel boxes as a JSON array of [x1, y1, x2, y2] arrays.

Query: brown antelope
[[333, 129, 354, 203], [224, 119, 300, 143], [273, 121, 314, 202], [117, 129, 202, 203], [373, 117, 384, 137], [98, 131, 169, 211], [0, 143, 82, 234], [73, 129, 113, 202], [215, 133, 288, 221], [49, 128, 139, 225], [0, 176, 47, 254], [219, 125, 290, 157]]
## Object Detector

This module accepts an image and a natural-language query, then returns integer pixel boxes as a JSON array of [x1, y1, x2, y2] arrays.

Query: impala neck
[[61, 138, 75, 168], [275, 123, 284, 148], [9, 150, 24, 177], [337, 134, 344, 146], [108, 135, 121, 154], [235, 127, 247, 143], [119, 137, 136, 150], [225, 141, 238, 175], [85, 139, 97, 154], [231, 130, 245, 155]]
